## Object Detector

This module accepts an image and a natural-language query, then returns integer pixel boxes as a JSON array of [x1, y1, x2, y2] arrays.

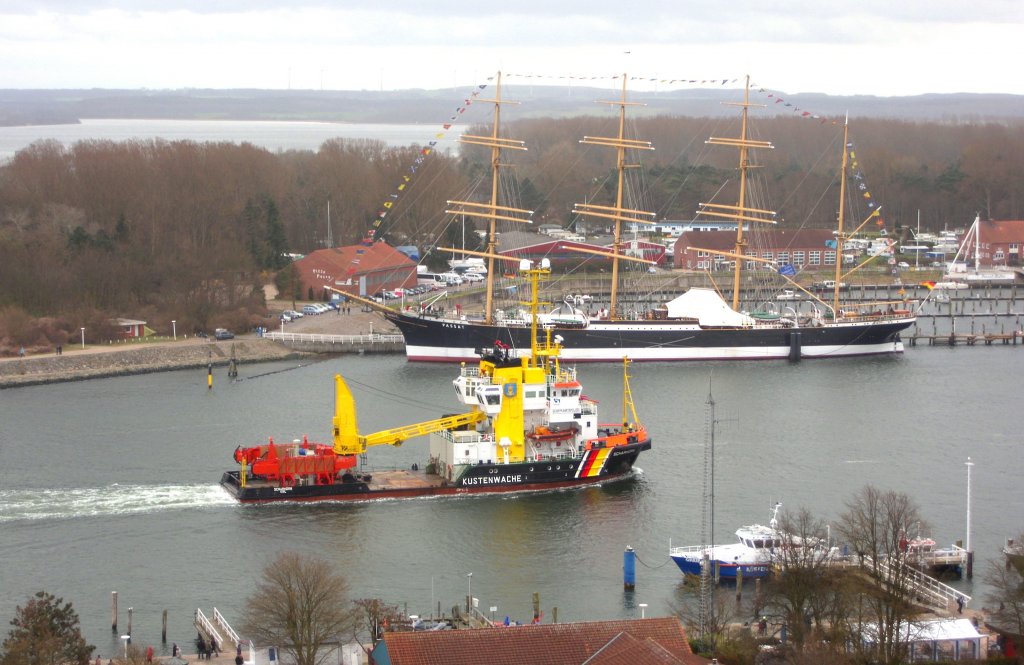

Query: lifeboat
[[528, 426, 576, 442]]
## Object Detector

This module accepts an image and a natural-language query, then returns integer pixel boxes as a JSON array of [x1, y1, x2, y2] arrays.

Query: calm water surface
[[1, 347, 1020, 655], [0, 119, 454, 162]]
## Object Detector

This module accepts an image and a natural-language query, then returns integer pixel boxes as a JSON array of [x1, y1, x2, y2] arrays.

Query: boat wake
[[0, 484, 235, 522]]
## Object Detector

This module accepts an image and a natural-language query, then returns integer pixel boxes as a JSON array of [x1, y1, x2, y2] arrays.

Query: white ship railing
[[264, 331, 404, 344]]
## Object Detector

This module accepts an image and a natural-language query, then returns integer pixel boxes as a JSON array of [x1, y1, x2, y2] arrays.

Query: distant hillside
[[1, 87, 1022, 127]]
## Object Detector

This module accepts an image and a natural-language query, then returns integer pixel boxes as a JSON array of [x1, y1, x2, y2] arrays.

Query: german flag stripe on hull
[[576, 447, 612, 478]]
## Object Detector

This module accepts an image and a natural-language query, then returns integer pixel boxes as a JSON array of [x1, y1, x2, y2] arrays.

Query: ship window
[[487, 395, 500, 405], [464, 450, 470, 456]]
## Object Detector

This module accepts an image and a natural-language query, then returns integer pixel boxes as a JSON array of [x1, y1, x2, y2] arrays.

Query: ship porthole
[[529, 467, 534, 472], [547, 466, 552, 471], [556, 465, 561, 470]]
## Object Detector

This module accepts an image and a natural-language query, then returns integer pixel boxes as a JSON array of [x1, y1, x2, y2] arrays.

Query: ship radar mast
[[445, 71, 534, 324]]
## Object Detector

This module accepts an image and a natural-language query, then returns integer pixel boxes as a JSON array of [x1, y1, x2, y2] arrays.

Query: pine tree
[[1, 591, 94, 665]]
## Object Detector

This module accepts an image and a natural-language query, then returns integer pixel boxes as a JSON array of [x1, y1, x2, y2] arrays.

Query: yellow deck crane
[[331, 374, 486, 456]]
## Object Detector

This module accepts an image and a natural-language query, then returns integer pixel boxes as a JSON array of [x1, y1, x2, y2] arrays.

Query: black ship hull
[[385, 311, 914, 362], [220, 440, 650, 504]]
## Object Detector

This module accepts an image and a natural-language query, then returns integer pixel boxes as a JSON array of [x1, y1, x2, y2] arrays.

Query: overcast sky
[[1, 1, 1021, 96]]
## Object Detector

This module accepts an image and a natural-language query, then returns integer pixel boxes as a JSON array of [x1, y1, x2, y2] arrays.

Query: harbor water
[[1, 347, 1020, 656], [0, 119, 449, 163]]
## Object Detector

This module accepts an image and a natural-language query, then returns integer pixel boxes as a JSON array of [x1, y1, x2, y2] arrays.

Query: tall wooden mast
[[833, 118, 850, 313], [573, 73, 655, 319], [445, 72, 533, 324], [695, 75, 776, 309]]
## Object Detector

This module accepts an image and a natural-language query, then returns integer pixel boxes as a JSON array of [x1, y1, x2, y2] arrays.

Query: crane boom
[[331, 374, 486, 456]]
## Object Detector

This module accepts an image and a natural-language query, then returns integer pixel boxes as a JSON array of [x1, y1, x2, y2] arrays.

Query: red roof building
[[500, 238, 667, 267], [674, 228, 837, 271], [370, 617, 708, 665], [293, 242, 417, 299], [963, 219, 1024, 267]]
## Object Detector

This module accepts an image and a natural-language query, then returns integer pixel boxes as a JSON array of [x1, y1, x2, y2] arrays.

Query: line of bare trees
[[1, 115, 1021, 353]]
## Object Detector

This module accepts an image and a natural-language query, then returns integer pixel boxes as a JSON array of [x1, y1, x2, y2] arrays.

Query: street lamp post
[[172, 320, 177, 340], [120, 635, 130, 659], [639, 603, 648, 619], [80, 327, 85, 349]]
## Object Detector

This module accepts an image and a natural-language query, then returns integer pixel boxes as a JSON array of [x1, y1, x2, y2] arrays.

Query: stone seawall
[[0, 339, 311, 389]]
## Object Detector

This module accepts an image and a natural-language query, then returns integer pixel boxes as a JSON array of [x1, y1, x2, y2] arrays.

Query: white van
[[439, 272, 463, 285]]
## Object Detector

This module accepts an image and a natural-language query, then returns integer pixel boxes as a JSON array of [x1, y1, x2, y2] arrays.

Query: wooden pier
[[908, 331, 1021, 346]]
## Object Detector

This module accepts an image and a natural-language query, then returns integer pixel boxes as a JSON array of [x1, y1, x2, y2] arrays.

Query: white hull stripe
[[406, 341, 905, 362]]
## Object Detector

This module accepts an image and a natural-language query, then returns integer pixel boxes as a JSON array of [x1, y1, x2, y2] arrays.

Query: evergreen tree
[[262, 198, 289, 270], [1, 591, 94, 665]]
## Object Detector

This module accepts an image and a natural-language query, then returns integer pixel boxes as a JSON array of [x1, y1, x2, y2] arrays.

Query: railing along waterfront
[[264, 331, 403, 345], [263, 331, 404, 356]]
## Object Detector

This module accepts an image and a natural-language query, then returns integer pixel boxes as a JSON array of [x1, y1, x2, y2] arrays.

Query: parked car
[[283, 309, 303, 319], [302, 305, 321, 315], [461, 272, 484, 283], [214, 328, 234, 340]]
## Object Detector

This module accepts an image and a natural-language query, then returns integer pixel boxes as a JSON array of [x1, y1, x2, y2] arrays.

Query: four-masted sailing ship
[[385, 74, 916, 361]]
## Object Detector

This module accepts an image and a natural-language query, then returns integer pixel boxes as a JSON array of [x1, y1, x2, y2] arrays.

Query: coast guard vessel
[[220, 259, 651, 503]]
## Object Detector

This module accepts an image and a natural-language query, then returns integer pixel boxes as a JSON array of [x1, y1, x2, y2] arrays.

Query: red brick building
[[674, 228, 837, 271], [966, 219, 1024, 267], [293, 241, 416, 299]]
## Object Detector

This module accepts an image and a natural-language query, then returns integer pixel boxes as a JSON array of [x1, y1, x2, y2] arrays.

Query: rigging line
[[781, 129, 843, 229], [231, 358, 331, 381], [656, 116, 723, 217], [634, 551, 674, 569], [343, 376, 457, 413], [419, 176, 487, 267], [382, 149, 460, 231]]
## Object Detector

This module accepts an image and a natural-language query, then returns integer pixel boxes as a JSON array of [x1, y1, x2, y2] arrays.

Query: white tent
[[663, 288, 754, 326], [859, 618, 986, 661]]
